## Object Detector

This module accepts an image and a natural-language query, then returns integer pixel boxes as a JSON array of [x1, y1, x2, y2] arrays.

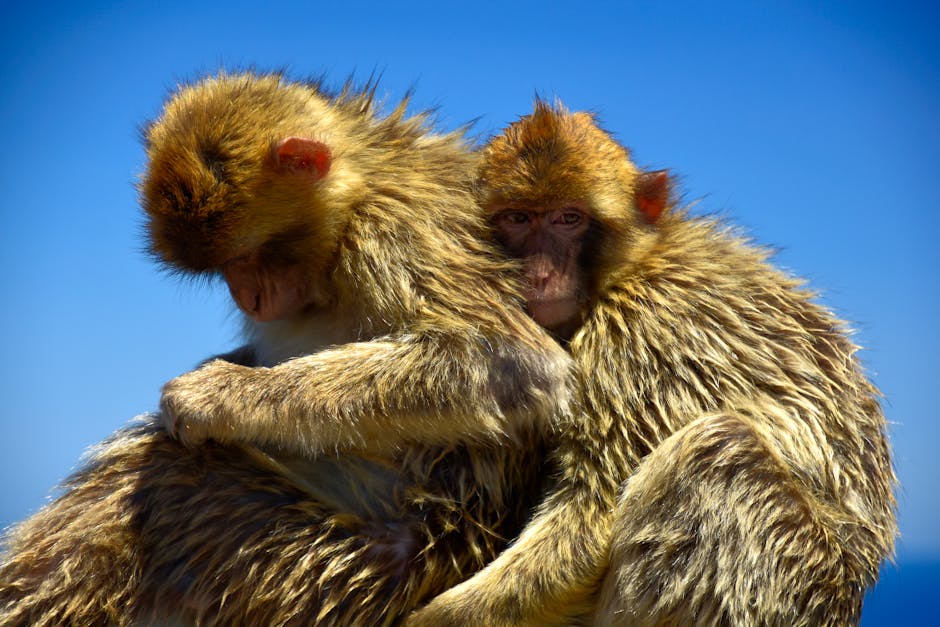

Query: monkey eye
[[496, 210, 531, 225], [553, 209, 584, 226]]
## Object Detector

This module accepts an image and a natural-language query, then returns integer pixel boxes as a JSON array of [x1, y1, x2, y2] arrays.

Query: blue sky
[[1, 1, 936, 622]]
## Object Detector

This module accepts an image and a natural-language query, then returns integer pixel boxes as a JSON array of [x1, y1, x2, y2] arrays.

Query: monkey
[[0, 72, 573, 626], [144, 74, 572, 455], [407, 101, 897, 626]]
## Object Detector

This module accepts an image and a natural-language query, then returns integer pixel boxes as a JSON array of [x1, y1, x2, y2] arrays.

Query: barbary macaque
[[144, 74, 572, 454], [408, 101, 897, 626], [0, 73, 571, 626]]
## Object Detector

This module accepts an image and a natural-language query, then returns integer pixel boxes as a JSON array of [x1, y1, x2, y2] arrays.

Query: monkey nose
[[530, 274, 552, 291], [527, 256, 556, 286]]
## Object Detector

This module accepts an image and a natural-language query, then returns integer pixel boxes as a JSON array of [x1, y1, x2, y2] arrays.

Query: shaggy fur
[[408, 102, 897, 626], [0, 418, 548, 625], [0, 73, 569, 625]]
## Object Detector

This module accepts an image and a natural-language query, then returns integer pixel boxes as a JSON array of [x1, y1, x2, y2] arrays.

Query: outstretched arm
[[160, 331, 572, 456]]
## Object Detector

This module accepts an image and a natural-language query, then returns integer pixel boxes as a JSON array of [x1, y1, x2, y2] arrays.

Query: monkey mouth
[[527, 299, 575, 313], [525, 292, 578, 306], [526, 297, 577, 322]]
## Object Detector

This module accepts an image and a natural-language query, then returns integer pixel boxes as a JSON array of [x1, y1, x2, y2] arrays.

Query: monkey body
[[409, 104, 896, 626], [0, 417, 548, 626], [586, 214, 894, 624], [0, 73, 569, 625]]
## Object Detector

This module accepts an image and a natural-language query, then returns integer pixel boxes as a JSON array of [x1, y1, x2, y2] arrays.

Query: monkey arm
[[160, 332, 572, 455], [407, 488, 612, 626], [405, 424, 618, 626]]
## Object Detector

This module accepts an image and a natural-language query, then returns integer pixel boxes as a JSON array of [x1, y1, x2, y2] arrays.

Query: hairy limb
[[161, 333, 571, 455], [594, 412, 866, 626], [406, 396, 620, 626], [406, 486, 611, 626], [409, 410, 874, 626]]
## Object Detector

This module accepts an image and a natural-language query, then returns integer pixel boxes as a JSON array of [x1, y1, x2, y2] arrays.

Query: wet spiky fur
[[408, 102, 897, 626], [0, 73, 570, 625]]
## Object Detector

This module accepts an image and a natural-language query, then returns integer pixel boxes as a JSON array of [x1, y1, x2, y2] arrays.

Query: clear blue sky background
[[1, 1, 936, 623]]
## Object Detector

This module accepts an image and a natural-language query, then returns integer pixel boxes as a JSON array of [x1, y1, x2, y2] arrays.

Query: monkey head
[[478, 100, 671, 340], [140, 73, 361, 322]]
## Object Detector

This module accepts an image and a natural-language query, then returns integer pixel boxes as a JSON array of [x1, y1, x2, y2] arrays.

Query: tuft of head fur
[[143, 73, 322, 271], [141, 72, 474, 276], [478, 100, 640, 230]]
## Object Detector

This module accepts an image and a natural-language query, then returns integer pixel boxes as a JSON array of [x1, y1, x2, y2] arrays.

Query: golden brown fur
[[408, 102, 897, 626], [0, 418, 549, 625], [144, 73, 571, 454], [0, 73, 569, 626]]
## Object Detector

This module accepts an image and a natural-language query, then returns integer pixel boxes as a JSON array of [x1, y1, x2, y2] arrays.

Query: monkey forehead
[[478, 145, 637, 211], [484, 198, 593, 215], [479, 104, 638, 209], [479, 140, 595, 201]]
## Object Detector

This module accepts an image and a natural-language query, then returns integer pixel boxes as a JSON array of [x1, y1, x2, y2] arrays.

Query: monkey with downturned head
[[144, 74, 572, 454], [0, 72, 571, 626], [408, 101, 896, 626]]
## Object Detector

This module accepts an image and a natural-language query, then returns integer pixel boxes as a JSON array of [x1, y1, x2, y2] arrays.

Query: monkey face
[[490, 202, 590, 339]]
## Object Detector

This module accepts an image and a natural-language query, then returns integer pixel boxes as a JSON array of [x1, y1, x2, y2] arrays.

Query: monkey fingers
[[159, 359, 265, 447]]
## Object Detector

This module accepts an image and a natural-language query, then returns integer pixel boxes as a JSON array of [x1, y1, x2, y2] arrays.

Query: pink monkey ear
[[274, 137, 332, 179], [635, 170, 670, 223]]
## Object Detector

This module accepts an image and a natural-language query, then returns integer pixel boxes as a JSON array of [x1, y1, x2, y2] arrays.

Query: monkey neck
[[245, 310, 368, 366]]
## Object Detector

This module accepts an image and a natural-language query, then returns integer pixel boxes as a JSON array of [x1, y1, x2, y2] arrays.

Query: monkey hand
[[159, 359, 261, 448]]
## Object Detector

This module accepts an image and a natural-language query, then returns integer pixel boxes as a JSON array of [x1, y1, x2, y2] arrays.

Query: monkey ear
[[635, 170, 670, 223], [274, 137, 332, 179]]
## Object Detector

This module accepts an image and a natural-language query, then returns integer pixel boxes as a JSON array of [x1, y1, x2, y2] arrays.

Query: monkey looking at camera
[[0, 73, 571, 626], [408, 101, 896, 626]]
